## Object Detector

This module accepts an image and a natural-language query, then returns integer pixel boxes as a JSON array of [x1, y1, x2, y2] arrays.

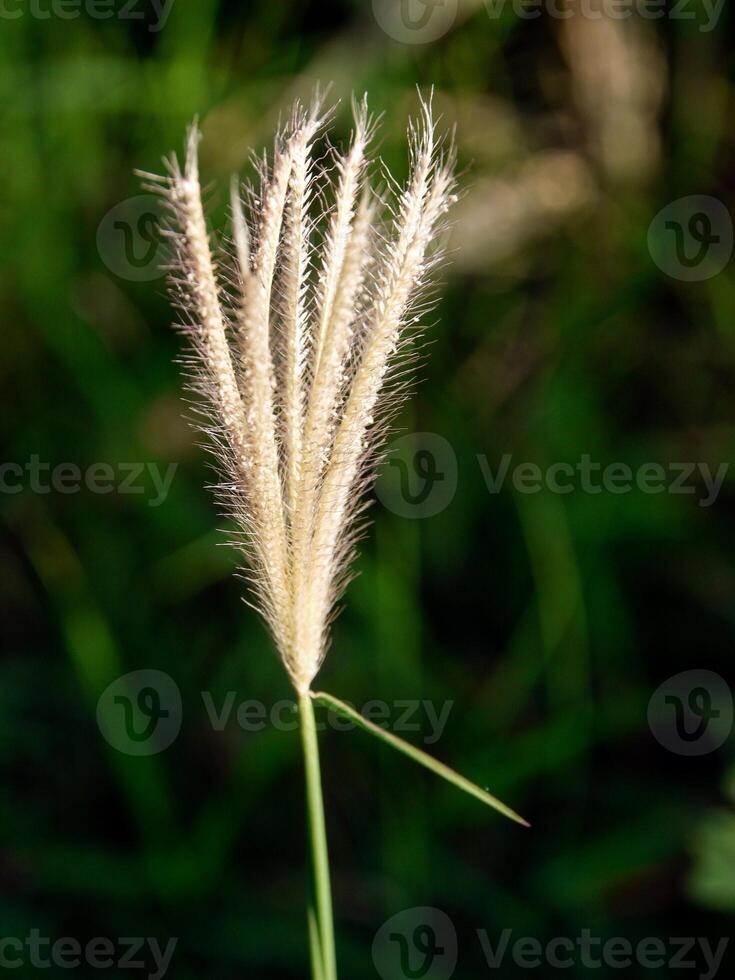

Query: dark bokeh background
[[1, 1, 734, 976]]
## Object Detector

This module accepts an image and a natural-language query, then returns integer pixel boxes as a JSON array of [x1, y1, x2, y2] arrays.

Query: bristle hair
[[147, 93, 455, 692]]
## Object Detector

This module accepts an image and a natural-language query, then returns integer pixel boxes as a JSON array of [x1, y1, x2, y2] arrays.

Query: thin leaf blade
[[312, 691, 530, 828]]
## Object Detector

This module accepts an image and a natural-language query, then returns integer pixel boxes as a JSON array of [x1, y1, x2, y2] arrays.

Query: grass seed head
[[146, 92, 456, 693]]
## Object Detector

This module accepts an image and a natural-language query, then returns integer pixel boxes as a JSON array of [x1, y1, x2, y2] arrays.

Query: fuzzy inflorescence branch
[[144, 94, 456, 694]]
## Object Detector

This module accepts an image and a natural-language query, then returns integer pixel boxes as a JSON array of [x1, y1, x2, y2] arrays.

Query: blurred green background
[[1, 0, 734, 976]]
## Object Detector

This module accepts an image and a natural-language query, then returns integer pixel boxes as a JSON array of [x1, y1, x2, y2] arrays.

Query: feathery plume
[[146, 94, 455, 694]]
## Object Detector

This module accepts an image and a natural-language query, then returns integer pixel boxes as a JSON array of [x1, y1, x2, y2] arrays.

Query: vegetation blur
[[1, 0, 734, 976]]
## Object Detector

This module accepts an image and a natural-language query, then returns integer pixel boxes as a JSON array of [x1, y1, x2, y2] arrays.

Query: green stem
[[299, 692, 337, 980], [307, 901, 325, 980]]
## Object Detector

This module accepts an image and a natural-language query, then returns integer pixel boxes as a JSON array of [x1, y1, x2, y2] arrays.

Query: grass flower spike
[[144, 92, 527, 979]]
